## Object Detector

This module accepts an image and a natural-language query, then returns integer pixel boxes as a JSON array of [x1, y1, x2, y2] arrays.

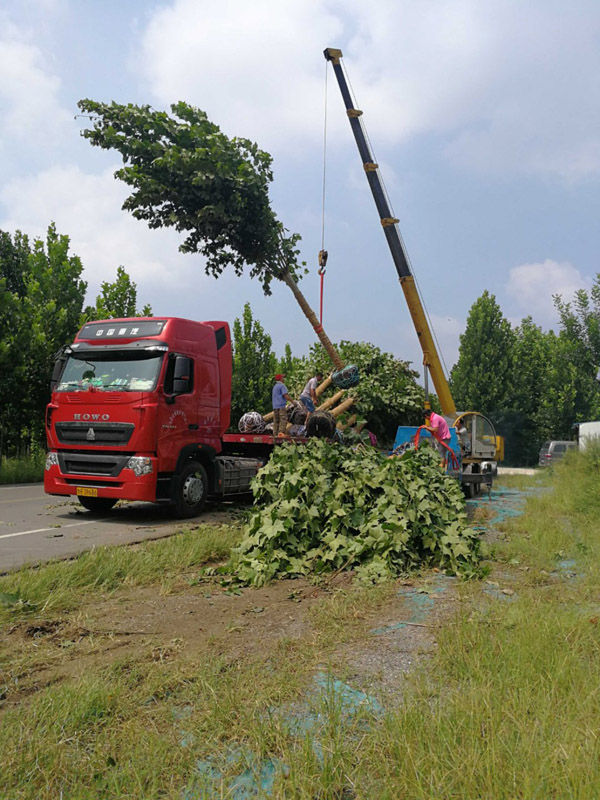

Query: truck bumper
[[44, 462, 159, 503]]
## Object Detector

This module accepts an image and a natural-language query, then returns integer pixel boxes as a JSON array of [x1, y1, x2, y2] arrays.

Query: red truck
[[44, 317, 281, 517]]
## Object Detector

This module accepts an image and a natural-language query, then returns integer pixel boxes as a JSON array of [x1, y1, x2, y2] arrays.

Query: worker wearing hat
[[272, 374, 292, 437]]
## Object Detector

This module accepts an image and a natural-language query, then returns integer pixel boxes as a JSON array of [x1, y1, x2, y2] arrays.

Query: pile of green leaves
[[229, 440, 485, 586]]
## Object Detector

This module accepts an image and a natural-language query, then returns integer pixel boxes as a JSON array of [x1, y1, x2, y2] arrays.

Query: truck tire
[[172, 461, 208, 518], [462, 482, 476, 499], [78, 496, 118, 513]]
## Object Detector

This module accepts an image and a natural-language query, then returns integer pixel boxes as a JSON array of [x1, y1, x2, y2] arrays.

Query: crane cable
[[318, 60, 329, 325]]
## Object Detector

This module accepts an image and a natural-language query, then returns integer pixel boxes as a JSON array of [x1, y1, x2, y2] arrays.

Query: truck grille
[[58, 452, 130, 478], [55, 422, 134, 446]]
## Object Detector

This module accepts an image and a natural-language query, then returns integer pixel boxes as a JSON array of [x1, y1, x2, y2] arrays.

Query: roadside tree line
[[451, 283, 600, 465], [0, 225, 151, 459]]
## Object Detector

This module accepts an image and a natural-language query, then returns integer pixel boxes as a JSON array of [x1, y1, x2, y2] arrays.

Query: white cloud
[[0, 19, 71, 169], [136, 0, 344, 155], [506, 259, 588, 326], [0, 165, 201, 296], [135, 0, 600, 180]]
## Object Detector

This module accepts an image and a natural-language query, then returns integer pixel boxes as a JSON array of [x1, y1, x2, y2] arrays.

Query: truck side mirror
[[165, 355, 193, 402], [50, 346, 68, 392]]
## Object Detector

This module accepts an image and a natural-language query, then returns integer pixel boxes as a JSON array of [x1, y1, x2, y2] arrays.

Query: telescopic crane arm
[[324, 47, 456, 416]]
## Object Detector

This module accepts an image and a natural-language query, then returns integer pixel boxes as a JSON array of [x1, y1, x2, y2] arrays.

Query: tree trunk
[[329, 397, 355, 418], [316, 389, 345, 412], [316, 376, 332, 396], [280, 272, 344, 371], [263, 385, 345, 423], [338, 413, 357, 431]]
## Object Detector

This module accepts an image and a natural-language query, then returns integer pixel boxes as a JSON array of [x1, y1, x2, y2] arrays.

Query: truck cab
[[44, 317, 264, 517]]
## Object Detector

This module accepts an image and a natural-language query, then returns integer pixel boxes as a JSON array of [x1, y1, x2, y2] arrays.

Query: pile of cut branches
[[229, 440, 485, 586]]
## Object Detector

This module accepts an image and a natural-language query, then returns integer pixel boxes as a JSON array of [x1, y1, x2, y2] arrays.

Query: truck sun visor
[[70, 340, 169, 356], [78, 320, 167, 339]]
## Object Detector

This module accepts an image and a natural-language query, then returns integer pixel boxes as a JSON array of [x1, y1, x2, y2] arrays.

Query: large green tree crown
[[77, 99, 303, 294], [451, 290, 515, 414]]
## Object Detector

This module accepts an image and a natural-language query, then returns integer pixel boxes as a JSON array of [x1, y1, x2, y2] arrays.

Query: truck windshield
[[56, 351, 164, 393]]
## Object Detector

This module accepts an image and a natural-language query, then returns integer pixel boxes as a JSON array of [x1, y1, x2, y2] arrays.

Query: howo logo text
[[73, 414, 110, 421]]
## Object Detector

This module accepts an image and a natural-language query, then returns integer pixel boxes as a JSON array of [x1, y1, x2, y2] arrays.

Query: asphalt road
[[0, 483, 231, 573]]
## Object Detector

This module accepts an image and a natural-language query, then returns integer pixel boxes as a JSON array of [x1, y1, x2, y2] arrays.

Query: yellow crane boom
[[324, 47, 456, 416]]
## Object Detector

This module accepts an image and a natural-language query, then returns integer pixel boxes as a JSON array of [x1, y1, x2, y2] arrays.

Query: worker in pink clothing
[[424, 408, 451, 454]]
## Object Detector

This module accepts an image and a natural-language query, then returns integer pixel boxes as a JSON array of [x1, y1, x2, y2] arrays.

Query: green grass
[[494, 469, 551, 491], [0, 452, 45, 485], [0, 581, 387, 800], [3, 452, 600, 797], [0, 643, 313, 800], [0, 522, 242, 621]]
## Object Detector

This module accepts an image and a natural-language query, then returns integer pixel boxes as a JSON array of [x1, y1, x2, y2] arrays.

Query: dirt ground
[[1, 566, 461, 711], [1, 487, 525, 712]]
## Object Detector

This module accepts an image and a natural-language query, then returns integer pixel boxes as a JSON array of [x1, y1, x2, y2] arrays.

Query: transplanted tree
[[77, 100, 346, 372], [451, 290, 516, 415], [303, 340, 424, 444]]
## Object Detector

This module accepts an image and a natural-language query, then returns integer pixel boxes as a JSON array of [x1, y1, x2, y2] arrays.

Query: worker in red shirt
[[424, 408, 451, 454]]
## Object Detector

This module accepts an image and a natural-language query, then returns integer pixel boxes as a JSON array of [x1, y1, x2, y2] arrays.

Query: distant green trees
[[451, 280, 600, 465], [451, 291, 515, 414], [84, 266, 152, 321], [0, 226, 151, 458], [0, 225, 87, 456], [231, 303, 278, 427]]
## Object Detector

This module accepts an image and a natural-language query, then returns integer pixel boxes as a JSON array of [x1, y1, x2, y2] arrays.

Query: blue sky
[[1, 0, 599, 379]]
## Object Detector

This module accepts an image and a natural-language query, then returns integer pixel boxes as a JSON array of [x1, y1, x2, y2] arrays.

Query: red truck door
[[157, 353, 199, 472]]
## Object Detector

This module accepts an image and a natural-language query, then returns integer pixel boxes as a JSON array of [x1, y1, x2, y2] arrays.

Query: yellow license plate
[[76, 487, 98, 497]]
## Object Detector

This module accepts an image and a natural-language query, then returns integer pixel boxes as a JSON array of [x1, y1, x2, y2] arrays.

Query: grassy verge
[[329, 449, 600, 798], [494, 469, 551, 491], [0, 523, 242, 621], [3, 452, 600, 797], [0, 452, 45, 485], [0, 577, 390, 799]]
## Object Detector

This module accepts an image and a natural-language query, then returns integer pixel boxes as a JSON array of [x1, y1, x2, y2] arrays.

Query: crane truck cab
[[44, 317, 274, 518], [453, 412, 498, 495], [392, 411, 499, 496]]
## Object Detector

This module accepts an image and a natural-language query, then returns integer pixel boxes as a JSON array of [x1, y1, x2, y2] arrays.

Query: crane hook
[[318, 249, 328, 275]]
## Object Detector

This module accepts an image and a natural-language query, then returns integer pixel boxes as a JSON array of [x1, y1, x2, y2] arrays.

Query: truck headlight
[[45, 452, 59, 471], [126, 456, 154, 477]]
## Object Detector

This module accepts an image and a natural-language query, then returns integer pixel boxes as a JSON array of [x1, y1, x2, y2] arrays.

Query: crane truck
[[324, 47, 502, 495]]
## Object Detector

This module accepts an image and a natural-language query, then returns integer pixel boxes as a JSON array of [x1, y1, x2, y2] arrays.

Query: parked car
[[538, 440, 578, 466]]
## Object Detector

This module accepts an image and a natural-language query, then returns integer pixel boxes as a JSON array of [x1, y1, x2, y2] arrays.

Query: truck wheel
[[78, 496, 117, 513], [173, 461, 208, 518]]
